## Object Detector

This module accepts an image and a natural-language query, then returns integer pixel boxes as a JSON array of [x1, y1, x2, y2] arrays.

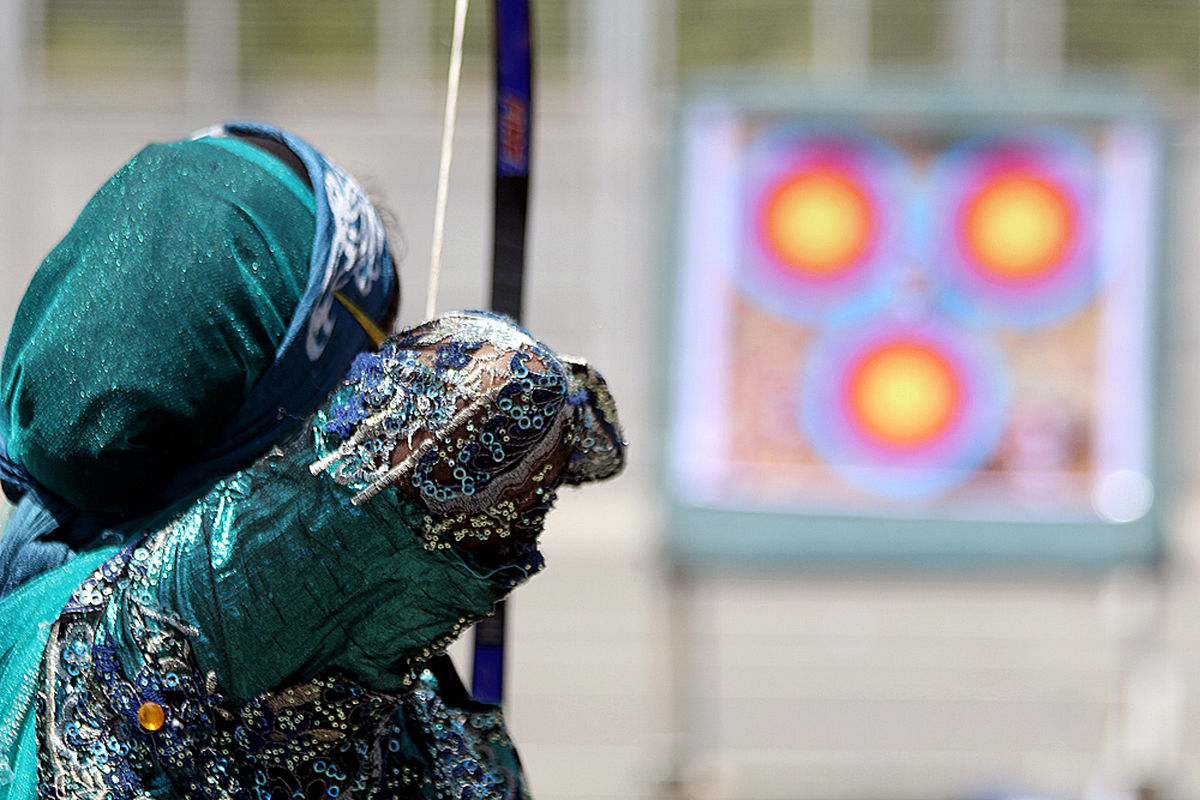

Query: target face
[[964, 173, 1075, 280], [931, 135, 1097, 327], [801, 319, 1008, 498], [739, 132, 907, 322], [669, 98, 1161, 568]]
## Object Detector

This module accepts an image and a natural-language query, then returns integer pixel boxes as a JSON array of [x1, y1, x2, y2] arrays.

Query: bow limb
[[471, 0, 533, 705]]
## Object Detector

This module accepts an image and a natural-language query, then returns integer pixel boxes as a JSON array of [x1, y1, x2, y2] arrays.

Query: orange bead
[[137, 701, 165, 732]]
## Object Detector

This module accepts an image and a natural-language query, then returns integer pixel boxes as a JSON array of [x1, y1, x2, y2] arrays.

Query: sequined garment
[[31, 312, 626, 800], [314, 311, 624, 558], [37, 542, 525, 800]]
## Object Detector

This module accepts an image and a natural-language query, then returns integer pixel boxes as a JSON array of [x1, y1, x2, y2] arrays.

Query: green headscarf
[[1, 137, 315, 513]]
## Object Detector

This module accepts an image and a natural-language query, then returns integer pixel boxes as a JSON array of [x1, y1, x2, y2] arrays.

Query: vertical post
[[23, 0, 43, 101], [1098, 567, 1178, 797], [0, 0, 25, 119], [946, 0, 1063, 83], [810, 0, 871, 81], [1001, 0, 1064, 81], [581, 0, 658, 395], [0, 0, 26, 334], [664, 565, 726, 800], [588, 0, 653, 132], [945, 0, 1001, 79], [664, 565, 697, 800], [185, 0, 240, 125], [377, 0, 433, 114]]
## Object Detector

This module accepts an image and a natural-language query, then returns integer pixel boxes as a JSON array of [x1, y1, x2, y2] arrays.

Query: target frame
[[666, 84, 1164, 569]]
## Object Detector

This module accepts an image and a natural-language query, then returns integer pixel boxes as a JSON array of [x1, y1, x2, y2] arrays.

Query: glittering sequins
[[34, 311, 624, 800], [558, 359, 625, 486], [311, 311, 626, 553], [372, 667, 527, 800], [38, 545, 530, 800]]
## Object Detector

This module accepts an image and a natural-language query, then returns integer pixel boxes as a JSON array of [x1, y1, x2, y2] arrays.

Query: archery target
[[668, 96, 1160, 558], [738, 131, 908, 322], [930, 134, 1098, 327], [801, 318, 1007, 498]]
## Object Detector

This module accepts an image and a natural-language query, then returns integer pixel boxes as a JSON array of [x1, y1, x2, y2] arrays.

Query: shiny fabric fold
[[0, 546, 118, 799]]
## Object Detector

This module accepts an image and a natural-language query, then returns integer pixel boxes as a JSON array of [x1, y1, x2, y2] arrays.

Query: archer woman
[[0, 124, 624, 800]]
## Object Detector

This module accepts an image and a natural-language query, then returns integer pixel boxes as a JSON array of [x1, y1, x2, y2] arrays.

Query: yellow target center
[[851, 345, 959, 446], [964, 174, 1073, 279], [763, 170, 872, 275]]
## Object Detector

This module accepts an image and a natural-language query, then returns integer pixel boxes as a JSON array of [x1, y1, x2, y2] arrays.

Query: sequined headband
[[157, 121, 400, 497]]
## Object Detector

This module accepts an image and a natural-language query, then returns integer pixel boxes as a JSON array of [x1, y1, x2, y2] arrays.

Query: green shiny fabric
[[104, 424, 523, 704], [0, 545, 117, 798], [0, 138, 315, 513], [8, 312, 624, 799]]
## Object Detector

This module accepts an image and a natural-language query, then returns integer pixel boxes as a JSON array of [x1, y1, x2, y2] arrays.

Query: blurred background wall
[[3, 2, 1200, 799]]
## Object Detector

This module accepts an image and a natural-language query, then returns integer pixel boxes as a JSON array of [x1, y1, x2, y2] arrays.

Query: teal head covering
[[2, 136, 314, 511], [0, 122, 399, 595]]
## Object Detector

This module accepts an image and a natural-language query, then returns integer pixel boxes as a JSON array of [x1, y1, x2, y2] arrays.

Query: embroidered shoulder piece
[[310, 311, 625, 551]]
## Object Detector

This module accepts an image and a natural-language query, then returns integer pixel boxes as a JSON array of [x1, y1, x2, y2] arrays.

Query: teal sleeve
[[95, 311, 622, 705], [103, 431, 527, 704]]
